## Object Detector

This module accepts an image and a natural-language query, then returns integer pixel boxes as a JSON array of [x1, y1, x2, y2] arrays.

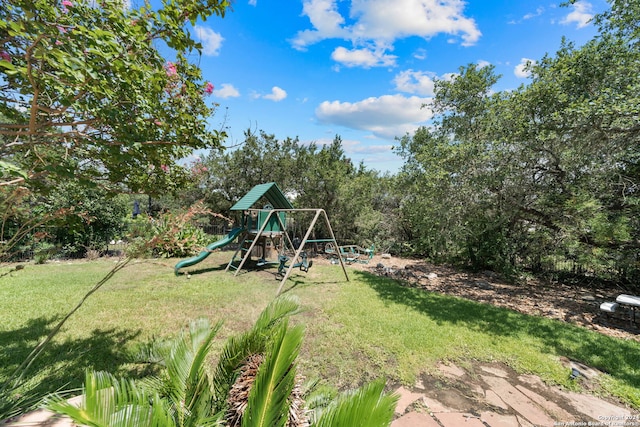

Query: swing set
[[222, 183, 349, 294]]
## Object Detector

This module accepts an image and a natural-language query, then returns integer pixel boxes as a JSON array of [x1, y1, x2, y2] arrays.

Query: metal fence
[[521, 253, 640, 288]]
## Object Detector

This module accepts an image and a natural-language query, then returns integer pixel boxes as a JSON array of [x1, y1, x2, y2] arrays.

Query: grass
[[1, 251, 639, 409]]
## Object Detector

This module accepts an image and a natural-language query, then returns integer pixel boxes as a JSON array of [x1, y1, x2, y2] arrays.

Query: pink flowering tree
[[0, 0, 230, 192]]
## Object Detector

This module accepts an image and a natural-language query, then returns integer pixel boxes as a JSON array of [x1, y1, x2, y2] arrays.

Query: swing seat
[[277, 252, 312, 275]]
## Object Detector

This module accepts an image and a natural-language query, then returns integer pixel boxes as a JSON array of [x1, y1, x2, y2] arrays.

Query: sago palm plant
[[45, 295, 398, 426]]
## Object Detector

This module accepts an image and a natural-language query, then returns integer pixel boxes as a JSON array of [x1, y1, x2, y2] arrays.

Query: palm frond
[[241, 322, 304, 427], [136, 375, 168, 396], [312, 380, 399, 427], [159, 318, 221, 427], [0, 382, 44, 421], [126, 339, 168, 367], [46, 370, 175, 427], [212, 295, 301, 411], [211, 330, 267, 410], [298, 381, 336, 424], [48, 319, 222, 427], [253, 295, 302, 331], [183, 319, 222, 426]]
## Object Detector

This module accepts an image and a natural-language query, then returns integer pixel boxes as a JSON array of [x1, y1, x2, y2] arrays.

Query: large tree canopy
[[398, 0, 640, 276], [0, 0, 230, 192], [192, 131, 401, 248]]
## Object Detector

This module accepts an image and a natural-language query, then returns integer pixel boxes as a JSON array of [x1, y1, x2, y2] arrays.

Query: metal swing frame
[[225, 208, 349, 295]]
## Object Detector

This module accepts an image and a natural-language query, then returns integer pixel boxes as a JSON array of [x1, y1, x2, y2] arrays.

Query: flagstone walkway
[[392, 361, 636, 427]]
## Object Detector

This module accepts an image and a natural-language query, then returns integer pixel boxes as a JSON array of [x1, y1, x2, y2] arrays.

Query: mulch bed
[[347, 255, 640, 342]]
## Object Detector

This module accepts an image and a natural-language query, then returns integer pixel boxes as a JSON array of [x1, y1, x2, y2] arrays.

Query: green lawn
[[1, 252, 639, 409]]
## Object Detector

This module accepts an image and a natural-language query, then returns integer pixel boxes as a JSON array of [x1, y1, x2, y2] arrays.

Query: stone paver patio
[[391, 361, 635, 427]]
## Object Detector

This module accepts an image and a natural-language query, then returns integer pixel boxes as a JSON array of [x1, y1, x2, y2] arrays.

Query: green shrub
[[127, 201, 214, 258], [33, 242, 56, 264]]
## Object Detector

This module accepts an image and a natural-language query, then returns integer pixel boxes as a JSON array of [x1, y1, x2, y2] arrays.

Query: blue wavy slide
[[174, 227, 244, 275]]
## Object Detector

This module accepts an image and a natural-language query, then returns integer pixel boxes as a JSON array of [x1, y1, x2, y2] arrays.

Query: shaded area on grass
[[353, 270, 640, 400], [0, 316, 143, 410], [178, 262, 229, 276]]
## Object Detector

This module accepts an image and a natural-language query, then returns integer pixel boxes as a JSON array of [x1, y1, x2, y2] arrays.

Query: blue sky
[[185, 0, 608, 173]]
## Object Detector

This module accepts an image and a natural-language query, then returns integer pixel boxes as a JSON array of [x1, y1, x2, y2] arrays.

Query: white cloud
[[508, 6, 546, 25], [514, 58, 536, 78], [181, 152, 202, 166], [302, 137, 400, 170], [560, 1, 593, 28], [413, 48, 427, 60], [309, 137, 392, 154], [292, 0, 481, 67], [213, 83, 240, 99], [476, 60, 491, 69], [392, 69, 464, 95], [193, 26, 224, 56], [331, 46, 397, 68], [393, 69, 436, 96], [441, 72, 458, 82], [315, 94, 434, 139], [248, 0, 257, 5], [348, 0, 481, 45], [523, 7, 544, 20], [291, 0, 349, 50], [351, 142, 394, 154], [263, 86, 288, 101]]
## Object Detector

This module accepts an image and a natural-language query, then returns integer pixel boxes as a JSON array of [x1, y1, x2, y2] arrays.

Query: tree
[[197, 130, 302, 214], [398, 0, 640, 277], [0, 0, 231, 261], [397, 65, 514, 269], [36, 182, 129, 257], [342, 170, 402, 253], [197, 131, 398, 249], [0, 0, 229, 192], [293, 136, 357, 241]]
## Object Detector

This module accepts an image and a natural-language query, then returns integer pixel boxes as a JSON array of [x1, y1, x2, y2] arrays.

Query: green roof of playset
[[230, 182, 293, 211]]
